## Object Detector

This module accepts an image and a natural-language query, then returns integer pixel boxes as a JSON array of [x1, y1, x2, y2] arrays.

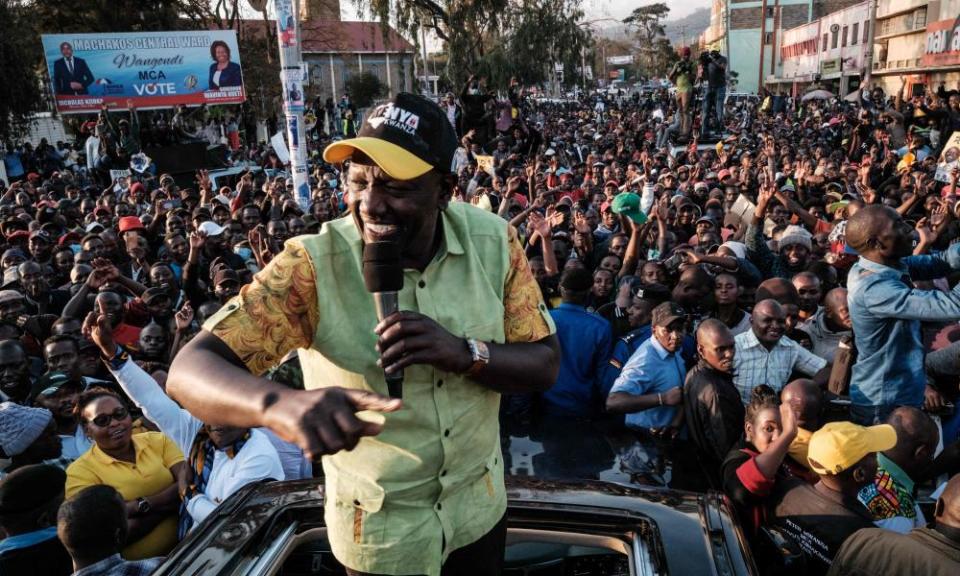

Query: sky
[[584, 0, 712, 23], [335, 0, 713, 24]]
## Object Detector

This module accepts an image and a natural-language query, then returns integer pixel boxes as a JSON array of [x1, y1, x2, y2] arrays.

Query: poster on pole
[[281, 68, 305, 112], [271, 132, 290, 164], [41, 30, 246, 114], [275, 0, 298, 47]]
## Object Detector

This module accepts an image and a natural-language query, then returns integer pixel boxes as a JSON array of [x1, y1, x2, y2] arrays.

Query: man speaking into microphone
[[166, 93, 560, 576]]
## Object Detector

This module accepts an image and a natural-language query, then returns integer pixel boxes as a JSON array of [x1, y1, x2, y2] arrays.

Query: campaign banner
[[935, 131, 960, 182], [606, 55, 633, 65], [42, 30, 246, 114]]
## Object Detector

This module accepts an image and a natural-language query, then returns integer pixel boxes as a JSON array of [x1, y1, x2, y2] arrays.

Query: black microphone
[[363, 241, 404, 398]]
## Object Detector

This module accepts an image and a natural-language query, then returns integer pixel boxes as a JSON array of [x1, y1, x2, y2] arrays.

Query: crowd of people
[[0, 63, 959, 575]]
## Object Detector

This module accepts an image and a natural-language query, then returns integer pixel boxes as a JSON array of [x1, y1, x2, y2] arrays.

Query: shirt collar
[[90, 433, 148, 466], [649, 336, 672, 360], [440, 209, 464, 256], [856, 255, 907, 275], [878, 453, 914, 492], [74, 553, 124, 576], [740, 328, 764, 350]]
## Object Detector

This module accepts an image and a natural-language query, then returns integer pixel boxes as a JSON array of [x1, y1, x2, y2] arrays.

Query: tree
[[346, 71, 387, 108], [649, 37, 679, 78], [623, 2, 673, 77], [26, 0, 212, 33], [0, 0, 43, 142], [351, 0, 590, 90]]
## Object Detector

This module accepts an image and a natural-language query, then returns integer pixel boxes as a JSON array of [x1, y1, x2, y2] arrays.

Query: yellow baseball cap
[[806, 421, 897, 476], [896, 152, 916, 173], [323, 93, 458, 181]]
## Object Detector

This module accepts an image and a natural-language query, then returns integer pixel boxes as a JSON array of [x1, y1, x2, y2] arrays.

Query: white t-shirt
[[85, 135, 100, 170]]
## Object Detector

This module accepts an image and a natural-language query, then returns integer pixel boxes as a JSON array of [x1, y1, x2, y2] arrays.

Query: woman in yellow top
[[66, 387, 185, 560]]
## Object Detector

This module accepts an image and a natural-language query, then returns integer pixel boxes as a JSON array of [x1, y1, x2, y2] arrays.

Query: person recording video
[[699, 49, 727, 135]]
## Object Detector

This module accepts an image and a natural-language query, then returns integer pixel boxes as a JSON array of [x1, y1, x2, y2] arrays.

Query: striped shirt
[[732, 329, 826, 403]]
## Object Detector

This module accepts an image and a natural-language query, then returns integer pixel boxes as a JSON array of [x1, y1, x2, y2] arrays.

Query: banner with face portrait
[[41, 31, 246, 114], [935, 131, 960, 182]]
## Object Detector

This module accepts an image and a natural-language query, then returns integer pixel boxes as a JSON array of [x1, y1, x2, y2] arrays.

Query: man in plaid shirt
[[58, 485, 164, 576]]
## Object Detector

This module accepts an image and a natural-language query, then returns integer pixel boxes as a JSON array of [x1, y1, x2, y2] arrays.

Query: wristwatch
[[465, 338, 490, 377], [136, 496, 151, 515]]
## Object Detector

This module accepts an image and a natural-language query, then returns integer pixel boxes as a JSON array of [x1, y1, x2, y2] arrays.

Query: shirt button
[[353, 499, 361, 506], [436, 502, 442, 510], [444, 429, 451, 437], [418, 280, 426, 288], [440, 469, 447, 477], [437, 379, 444, 388]]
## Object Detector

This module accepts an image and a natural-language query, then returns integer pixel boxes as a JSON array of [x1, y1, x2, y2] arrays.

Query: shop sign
[[821, 58, 841, 75], [924, 17, 960, 67]]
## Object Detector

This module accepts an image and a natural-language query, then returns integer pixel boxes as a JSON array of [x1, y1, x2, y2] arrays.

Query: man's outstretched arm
[[168, 331, 400, 460]]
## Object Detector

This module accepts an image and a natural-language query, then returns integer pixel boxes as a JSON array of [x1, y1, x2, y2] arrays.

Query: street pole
[[420, 20, 430, 95], [758, 0, 768, 92], [582, 45, 588, 96], [724, 0, 730, 62], [272, 0, 310, 211], [862, 0, 877, 88]]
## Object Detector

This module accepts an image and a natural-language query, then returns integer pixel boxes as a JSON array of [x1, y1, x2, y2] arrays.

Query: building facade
[[234, 17, 415, 106], [914, 1, 960, 94], [700, 0, 865, 93], [871, 0, 935, 96], [776, 19, 822, 91], [300, 21, 415, 103]]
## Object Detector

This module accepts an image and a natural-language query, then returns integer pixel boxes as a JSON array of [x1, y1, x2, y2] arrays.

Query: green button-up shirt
[[205, 203, 554, 575]]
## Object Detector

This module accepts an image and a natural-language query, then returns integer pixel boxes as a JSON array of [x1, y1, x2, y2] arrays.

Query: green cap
[[610, 192, 647, 224]]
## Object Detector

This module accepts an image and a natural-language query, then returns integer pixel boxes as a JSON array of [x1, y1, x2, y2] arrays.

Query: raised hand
[[573, 210, 592, 234], [930, 201, 949, 228], [757, 183, 775, 207], [916, 217, 934, 246], [82, 311, 115, 357], [189, 231, 207, 251], [87, 259, 119, 289], [547, 211, 565, 229], [175, 303, 195, 333], [528, 211, 552, 238]]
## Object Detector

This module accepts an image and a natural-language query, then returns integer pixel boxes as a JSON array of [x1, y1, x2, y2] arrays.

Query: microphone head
[[362, 241, 403, 293]]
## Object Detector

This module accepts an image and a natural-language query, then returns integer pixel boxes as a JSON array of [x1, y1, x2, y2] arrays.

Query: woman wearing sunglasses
[[65, 387, 185, 560]]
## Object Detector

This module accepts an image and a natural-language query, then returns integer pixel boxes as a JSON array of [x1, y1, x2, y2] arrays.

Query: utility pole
[[862, 0, 877, 87], [724, 0, 730, 62], [420, 20, 430, 95], [270, 0, 310, 211], [758, 0, 768, 92]]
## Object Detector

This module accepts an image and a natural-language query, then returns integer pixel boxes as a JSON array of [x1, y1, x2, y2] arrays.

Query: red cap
[[129, 182, 145, 195], [6, 230, 29, 242], [717, 169, 731, 180], [600, 201, 612, 213], [59, 232, 81, 246], [604, 180, 619, 189], [26, 173, 40, 181], [117, 216, 144, 233], [35, 200, 59, 210]]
